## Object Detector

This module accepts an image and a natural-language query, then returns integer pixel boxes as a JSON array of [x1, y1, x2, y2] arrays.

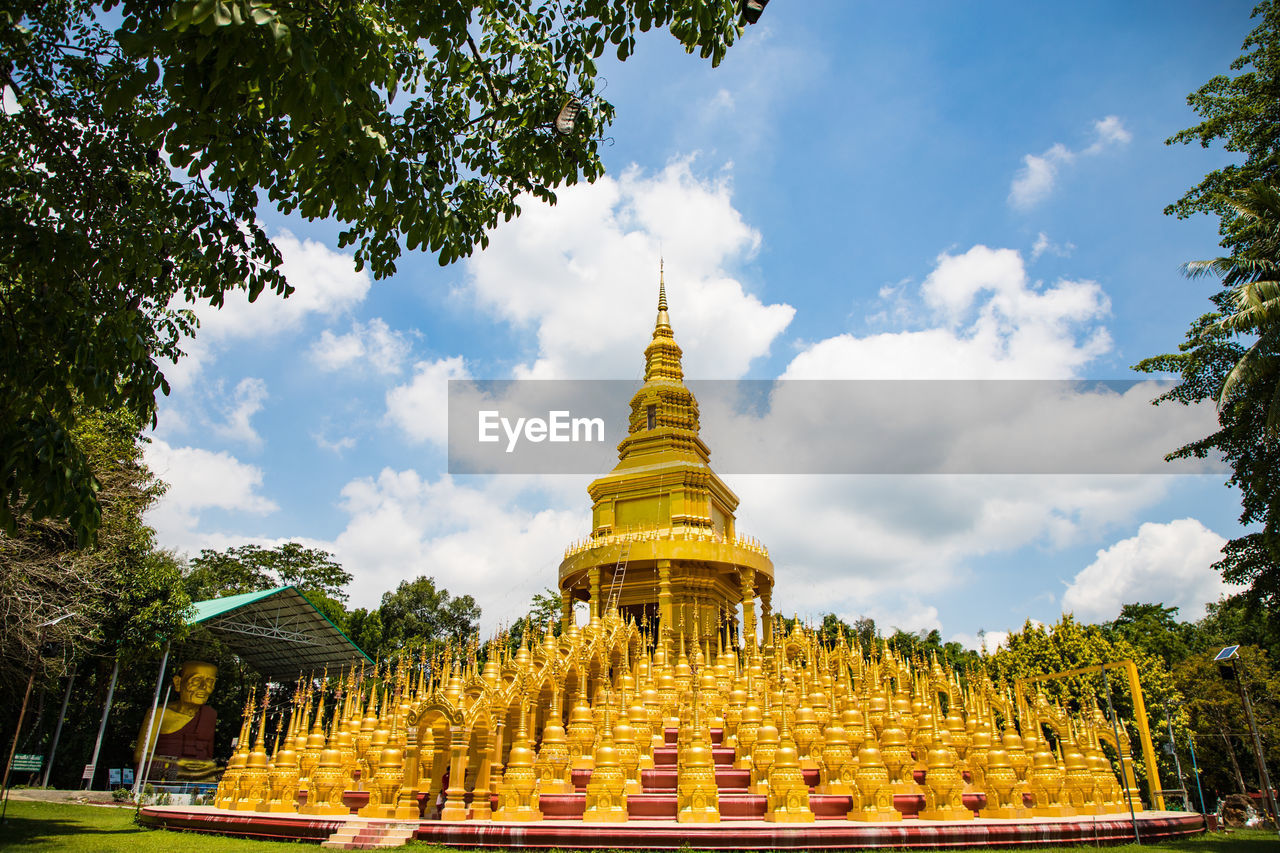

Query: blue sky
[[145, 1, 1257, 648]]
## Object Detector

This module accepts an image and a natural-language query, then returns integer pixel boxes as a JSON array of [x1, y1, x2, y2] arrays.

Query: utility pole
[[1216, 646, 1279, 835], [1163, 699, 1189, 811]]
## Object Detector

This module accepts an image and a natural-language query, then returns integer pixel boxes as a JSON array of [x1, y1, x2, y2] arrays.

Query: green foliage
[[1146, 0, 1280, 611], [506, 587, 563, 651], [884, 627, 982, 672], [1138, 187, 1280, 608], [343, 574, 483, 660], [1173, 645, 1280, 799], [1103, 603, 1198, 670], [376, 574, 481, 655], [1198, 594, 1280, 661], [1166, 1, 1280, 253], [987, 613, 1181, 803], [0, 407, 194, 788], [344, 607, 386, 660], [184, 542, 353, 627], [0, 408, 189, 695], [0, 0, 747, 545], [0, 2, 284, 547]]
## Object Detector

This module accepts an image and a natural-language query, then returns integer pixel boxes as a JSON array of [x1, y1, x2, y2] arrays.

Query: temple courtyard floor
[[0, 797, 1276, 853]]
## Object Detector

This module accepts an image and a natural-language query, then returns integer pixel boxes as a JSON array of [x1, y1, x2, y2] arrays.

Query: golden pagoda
[[557, 264, 775, 652], [196, 270, 1146, 827]]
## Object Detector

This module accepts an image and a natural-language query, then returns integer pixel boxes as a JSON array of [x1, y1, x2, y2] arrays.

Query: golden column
[[589, 566, 602, 621], [739, 567, 757, 653], [761, 590, 774, 648], [658, 560, 674, 639]]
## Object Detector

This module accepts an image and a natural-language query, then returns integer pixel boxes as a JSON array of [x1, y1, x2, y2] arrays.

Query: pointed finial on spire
[[638, 256, 684, 386], [658, 258, 667, 312], [655, 259, 671, 331]]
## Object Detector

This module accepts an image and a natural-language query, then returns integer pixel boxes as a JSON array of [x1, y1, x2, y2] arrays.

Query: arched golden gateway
[[558, 268, 776, 651], [211, 277, 1150, 824]]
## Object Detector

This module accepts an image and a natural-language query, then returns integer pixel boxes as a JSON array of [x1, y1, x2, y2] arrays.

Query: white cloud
[[314, 432, 357, 454], [166, 231, 371, 389], [1010, 144, 1073, 209], [144, 438, 278, 546], [462, 159, 795, 380], [385, 356, 470, 445], [328, 470, 588, 623], [733, 474, 1173, 633], [708, 88, 735, 111], [1085, 115, 1133, 154], [784, 244, 1110, 380], [310, 318, 410, 375], [1009, 116, 1131, 209], [1061, 518, 1235, 622], [1031, 231, 1075, 261], [211, 377, 268, 446]]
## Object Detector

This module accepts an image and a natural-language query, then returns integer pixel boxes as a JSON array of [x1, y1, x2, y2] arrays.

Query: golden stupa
[[557, 265, 775, 652], [207, 273, 1148, 824]]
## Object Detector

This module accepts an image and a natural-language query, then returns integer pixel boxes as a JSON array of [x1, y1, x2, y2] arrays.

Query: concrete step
[[665, 727, 727, 742], [537, 791, 861, 821], [321, 820, 417, 849], [641, 766, 751, 791], [653, 746, 735, 766]]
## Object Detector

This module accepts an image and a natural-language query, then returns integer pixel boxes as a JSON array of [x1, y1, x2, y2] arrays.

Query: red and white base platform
[[138, 805, 1205, 849]]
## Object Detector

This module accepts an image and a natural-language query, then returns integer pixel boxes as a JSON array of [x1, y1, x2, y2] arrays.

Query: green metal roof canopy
[[187, 586, 373, 682]]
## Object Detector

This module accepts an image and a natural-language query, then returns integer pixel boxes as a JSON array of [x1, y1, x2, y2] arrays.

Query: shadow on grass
[[0, 815, 138, 848]]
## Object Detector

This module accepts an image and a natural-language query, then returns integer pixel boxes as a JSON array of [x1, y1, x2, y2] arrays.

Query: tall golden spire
[[644, 263, 683, 384]]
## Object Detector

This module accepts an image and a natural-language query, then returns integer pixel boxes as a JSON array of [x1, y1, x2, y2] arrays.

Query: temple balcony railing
[[562, 523, 769, 562]]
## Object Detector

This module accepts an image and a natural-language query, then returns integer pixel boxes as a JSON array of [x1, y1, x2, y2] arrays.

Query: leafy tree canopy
[[377, 574, 481, 655], [1166, 0, 1280, 252], [0, 407, 188, 696], [1172, 644, 1279, 798], [1142, 1, 1280, 611], [506, 587, 563, 651], [0, 0, 752, 547], [1103, 603, 1198, 669], [184, 542, 353, 626], [987, 614, 1180, 801]]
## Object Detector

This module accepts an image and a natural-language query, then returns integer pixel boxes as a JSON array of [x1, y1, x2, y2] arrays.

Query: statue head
[[173, 660, 218, 707]]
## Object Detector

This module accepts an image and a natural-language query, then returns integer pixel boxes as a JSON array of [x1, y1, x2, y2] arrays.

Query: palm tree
[[1184, 181, 1280, 436]]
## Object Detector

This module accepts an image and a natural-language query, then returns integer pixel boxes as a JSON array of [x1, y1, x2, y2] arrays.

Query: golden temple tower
[[558, 268, 775, 651]]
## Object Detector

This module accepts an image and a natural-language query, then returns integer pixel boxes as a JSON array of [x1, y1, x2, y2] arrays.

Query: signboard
[[108, 768, 122, 785], [122, 768, 134, 785], [12, 754, 42, 772], [82, 764, 95, 780]]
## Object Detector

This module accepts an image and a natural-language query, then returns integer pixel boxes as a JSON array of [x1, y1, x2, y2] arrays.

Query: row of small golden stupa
[[211, 610, 1143, 823]]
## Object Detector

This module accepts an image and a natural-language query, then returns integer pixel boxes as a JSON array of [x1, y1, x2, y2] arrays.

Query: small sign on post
[[12, 754, 42, 772], [122, 768, 134, 785], [108, 768, 122, 785], [82, 764, 95, 781]]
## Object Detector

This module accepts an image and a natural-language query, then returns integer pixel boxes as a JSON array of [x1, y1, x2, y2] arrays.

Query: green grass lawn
[[0, 800, 1275, 853], [0, 800, 453, 852]]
